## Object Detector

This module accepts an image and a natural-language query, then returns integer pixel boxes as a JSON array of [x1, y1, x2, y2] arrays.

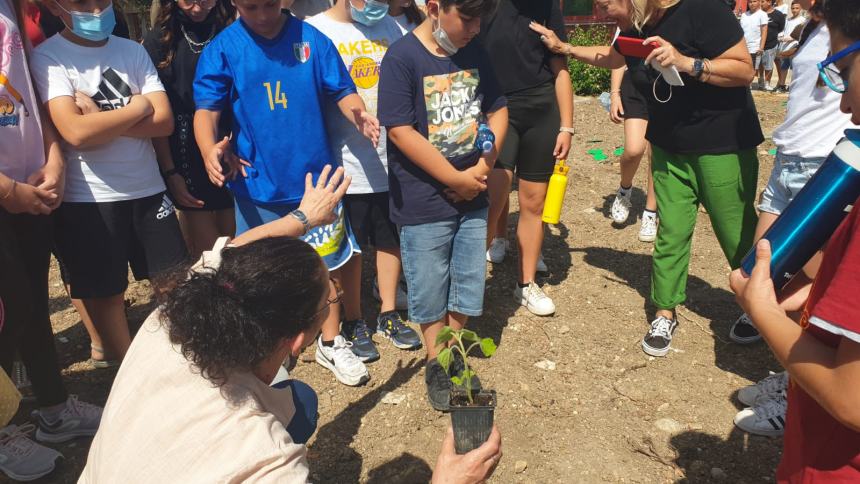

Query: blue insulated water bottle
[[741, 129, 860, 291], [475, 117, 495, 154]]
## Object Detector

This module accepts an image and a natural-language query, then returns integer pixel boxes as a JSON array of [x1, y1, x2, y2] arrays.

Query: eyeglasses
[[176, 0, 215, 8], [818, 40, 860, 94], [311, 277, 343, 318]]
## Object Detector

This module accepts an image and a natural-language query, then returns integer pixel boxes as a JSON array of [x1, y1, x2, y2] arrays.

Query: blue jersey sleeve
[[194, 40, 233, 111], [378, 50, 416, 128], [317, 31, 356, 103]]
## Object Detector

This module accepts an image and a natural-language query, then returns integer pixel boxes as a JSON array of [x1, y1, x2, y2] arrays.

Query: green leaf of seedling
[[459, 329, 480, 344], [451, 375, 463, 386], [435, 326, 454, 346], [461, 369, 475, 382], [437, 347, 453, 375], [480, 338, 497, 357]]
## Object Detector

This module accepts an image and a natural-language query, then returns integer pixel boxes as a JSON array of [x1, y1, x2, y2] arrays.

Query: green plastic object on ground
[[614, 147, 624, 156], [587, 148, 608, 162]]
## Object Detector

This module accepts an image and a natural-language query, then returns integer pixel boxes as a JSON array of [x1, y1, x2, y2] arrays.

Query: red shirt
[[778, 197, 860, 483]]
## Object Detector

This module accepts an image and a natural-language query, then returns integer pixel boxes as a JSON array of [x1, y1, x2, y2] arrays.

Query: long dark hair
[[394, 2, 425, 26], [823, 0, 859, 40], [153, 0, 235, 70], [160, 237, 328, 386]]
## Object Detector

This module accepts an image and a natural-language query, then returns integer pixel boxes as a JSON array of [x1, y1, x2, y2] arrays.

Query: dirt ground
[[10, 92, 792, 484]]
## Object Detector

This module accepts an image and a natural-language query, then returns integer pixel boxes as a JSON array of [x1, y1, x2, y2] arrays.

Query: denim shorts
[[761, 47, 778, 70], [400, 207, 488, 324], [758, 150, 825, 215]]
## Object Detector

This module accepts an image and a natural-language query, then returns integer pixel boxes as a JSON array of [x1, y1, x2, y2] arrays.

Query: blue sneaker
[[341, 319, 379, 362], [376, 311, 422, 350]]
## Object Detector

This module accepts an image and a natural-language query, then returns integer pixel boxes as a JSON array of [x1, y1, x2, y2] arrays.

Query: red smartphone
[[615, 36, 659, 59]]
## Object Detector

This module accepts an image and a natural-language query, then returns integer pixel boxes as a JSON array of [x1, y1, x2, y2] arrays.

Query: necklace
[[181, 24, 215, 54]]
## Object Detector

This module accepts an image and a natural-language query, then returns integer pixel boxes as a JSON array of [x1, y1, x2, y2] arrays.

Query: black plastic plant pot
[[449, 390, 497, 455]]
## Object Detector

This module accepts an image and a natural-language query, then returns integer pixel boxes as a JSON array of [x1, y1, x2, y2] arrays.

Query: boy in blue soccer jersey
[[193, 0, 380, 387]]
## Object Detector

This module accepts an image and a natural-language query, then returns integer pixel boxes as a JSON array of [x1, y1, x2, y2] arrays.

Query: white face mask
[[432, 15, 459, 55]]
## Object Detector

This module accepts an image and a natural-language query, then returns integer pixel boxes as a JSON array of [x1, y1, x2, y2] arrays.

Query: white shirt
[[306, 13, 404, 194], [392, 14, 419, 34], [776, 3, 789, 14], [0, 0, 45, 183], [740, 10, 768, 53], [31, 34, 166, 203], [780, 14, 806, 41], [772, 23, 854, 158]]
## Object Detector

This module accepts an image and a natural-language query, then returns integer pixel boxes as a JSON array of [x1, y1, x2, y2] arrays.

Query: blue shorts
[[234, 197, 360, 271], [758, 150, 826, 215], [400, 207, 488, 324]]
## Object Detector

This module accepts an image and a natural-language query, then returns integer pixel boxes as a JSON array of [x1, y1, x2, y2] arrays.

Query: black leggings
[[0, 210, 67, 407], [495, 82, 561, 183]]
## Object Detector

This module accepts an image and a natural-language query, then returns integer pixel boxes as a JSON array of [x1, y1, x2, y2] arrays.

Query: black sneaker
[[376, 311, 422, 350], [450, 349, 482, 392], [729, 313, 762, 344], [425, 359, 452, 411], [340, 319, 379, 363], [641, 316, 678, 357]]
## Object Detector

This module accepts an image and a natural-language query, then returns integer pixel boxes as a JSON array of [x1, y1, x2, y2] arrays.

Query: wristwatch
[[692, 58, 705, 79], [559, 127, 575, 135], [289, 209, 311, 235]]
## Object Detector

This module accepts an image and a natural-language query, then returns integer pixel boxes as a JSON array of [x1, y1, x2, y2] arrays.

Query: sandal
[[88, 345, 121, 369]]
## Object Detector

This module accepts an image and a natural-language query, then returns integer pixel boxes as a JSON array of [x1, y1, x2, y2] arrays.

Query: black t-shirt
[[613, 0, 764, 154], [765, 9, 786, 49], [478, 0, 567, 95], [378, 34, 506, 225]]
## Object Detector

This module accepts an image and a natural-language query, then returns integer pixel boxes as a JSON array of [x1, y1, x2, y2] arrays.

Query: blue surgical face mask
[[54, 1, 116, 42], [432, 16, 458, 55], [350, 0, 389, 27]]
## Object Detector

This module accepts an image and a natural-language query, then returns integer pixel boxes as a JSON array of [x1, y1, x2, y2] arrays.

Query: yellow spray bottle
[[542, 159, 570, 224]]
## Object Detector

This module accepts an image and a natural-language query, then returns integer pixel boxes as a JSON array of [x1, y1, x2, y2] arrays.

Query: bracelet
[[559, 127, 575, 135], [702, 59, 713, 83], [161, 168, 180, 179], [0, 180, 16, 201]]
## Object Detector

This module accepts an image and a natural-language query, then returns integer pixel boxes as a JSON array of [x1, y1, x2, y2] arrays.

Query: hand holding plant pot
[[431, 425, 502, 484], [436, 327, 498, 454]]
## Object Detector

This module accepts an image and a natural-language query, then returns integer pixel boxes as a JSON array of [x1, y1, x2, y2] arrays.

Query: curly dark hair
[[153, 0, 236, 70], [160, 237, 328, 386], [824, 0, 860, 40]]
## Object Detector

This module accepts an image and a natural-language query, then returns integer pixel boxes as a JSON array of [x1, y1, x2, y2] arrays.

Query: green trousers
[[650, 145, 759, 310]]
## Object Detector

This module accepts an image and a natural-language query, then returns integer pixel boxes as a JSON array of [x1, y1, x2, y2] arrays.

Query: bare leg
[[656, 308, 675, 320], [376, 248, 401, 314], [421, 312, 468, 361], [517, 180, 548, 284], [487, 169, 513, 247], [765, 69, 774, 86], [81, 293, 131, 359], [65, 286, 104, 360], [620, 118, 649, 189], [339, 255, 362, 322], [322, 270, 343, 341], [176, 208, 235, 259], [495, 198, 509, 240], [645, 147, 657, 212]]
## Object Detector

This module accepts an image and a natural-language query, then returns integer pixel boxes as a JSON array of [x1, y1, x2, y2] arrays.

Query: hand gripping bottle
[[542, 160, 570, 224], [475, 116, 495, 154], [740, 129, 860, 291]]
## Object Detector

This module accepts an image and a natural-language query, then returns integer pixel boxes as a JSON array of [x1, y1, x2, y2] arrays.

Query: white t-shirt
[[772, 23, 854, 158], [30, 34, 166, 203], [740, 10, 768, 53], [776, 3, 789, 14], [780, 14, 805, 41], [79, 311, 310, 483], [392, 14, 419, 34], [306, 14, 404, 194], [0, 0, 45, 183]]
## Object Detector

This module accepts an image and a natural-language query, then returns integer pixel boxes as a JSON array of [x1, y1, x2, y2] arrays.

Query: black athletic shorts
[[344, 192, 399, 251], [621, 69, 649, 121], [495, 82, 560, 183], [53, 192, 188, 299]]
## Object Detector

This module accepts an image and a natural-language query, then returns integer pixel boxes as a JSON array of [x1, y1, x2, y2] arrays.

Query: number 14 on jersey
[[263, 81, 288, 111]]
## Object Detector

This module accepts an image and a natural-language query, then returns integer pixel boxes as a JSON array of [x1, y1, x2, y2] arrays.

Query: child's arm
[[46, 94, 153, 149], [551, 55, 574, 161], [470, 106, 509, 178], [194, 109, 247, 188], [152, 137, 204, 208], [732, 240, 860, 432], [387, 126, 487, 201], [336, 93, 380, 147], [122, 92, 175, 139], [26, 103, 65, 210], [609, 67, 625, 124]]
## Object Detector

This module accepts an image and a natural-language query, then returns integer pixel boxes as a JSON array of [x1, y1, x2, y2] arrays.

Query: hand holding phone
[[615, 36, 659, 59]]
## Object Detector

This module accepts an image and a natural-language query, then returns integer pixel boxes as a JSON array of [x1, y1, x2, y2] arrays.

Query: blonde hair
[[629, 0, 682, 32]]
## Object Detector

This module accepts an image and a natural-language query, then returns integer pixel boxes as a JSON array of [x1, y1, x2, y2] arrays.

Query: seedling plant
[[435, 327, 497, 405]]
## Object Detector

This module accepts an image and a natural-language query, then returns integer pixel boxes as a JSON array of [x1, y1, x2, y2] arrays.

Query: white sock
[[618, 185, 632, 196], [643, 210, 657, 220]]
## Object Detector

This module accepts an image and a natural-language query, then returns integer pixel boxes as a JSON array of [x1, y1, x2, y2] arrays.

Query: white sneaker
[[738, 371, 788, 406], [486, 238, 508, 263], [33, 395, 102, 443], [536, 253, 548, 273], [0, 424, 62, 482], [514, 282, 555, 316], [734, 391, 787, 437], [638, 213, 658, 242], [315, 335, 370, 386], [610, 188, 632, 224]]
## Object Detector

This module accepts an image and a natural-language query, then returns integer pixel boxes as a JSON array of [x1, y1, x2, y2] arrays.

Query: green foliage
[[435, 329, 497, 404], [567, 25, 614, 96]]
